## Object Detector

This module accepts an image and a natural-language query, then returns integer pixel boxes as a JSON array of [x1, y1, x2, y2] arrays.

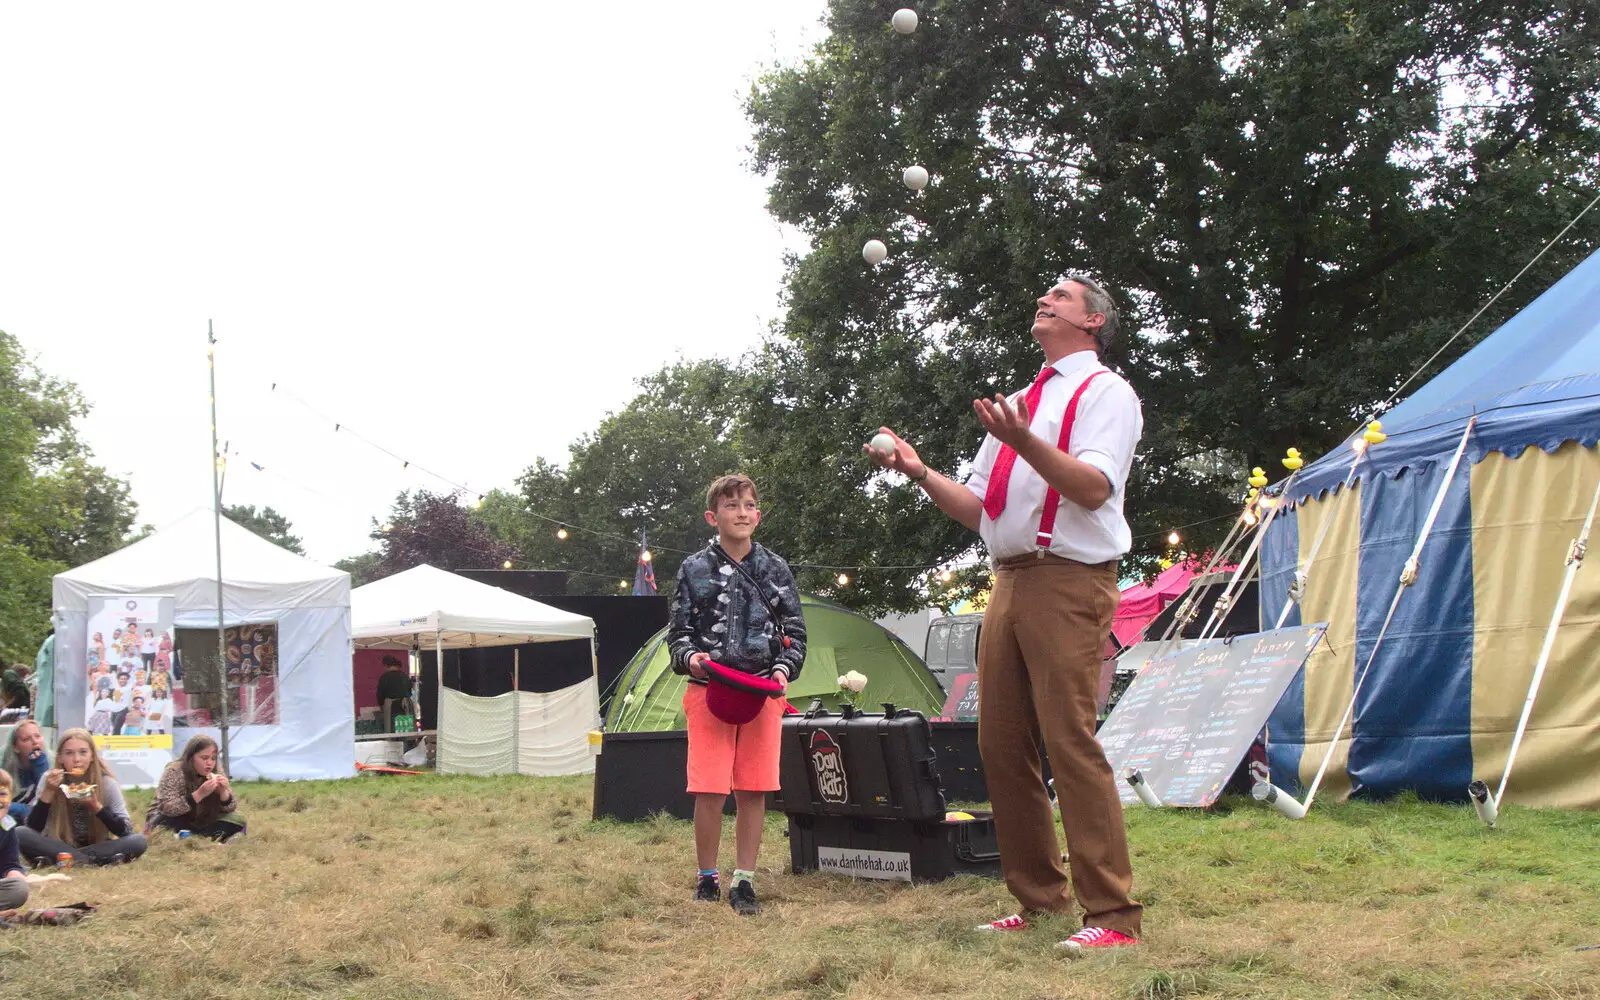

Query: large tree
[[367, 489, 517, 581], [0, 331, 142, 659], [223, 504, 305, 555], [477, 361, 747, 595], [744, 0, 1600, 613]]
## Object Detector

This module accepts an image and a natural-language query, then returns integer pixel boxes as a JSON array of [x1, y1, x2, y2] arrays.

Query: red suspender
[[1035, 370, 1107, 549]]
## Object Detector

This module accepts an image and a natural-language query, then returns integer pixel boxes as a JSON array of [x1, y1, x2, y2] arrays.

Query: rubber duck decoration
[[1248, 467, 1269, 489], [1363, 421, 1387, 445], [1283, 447, 1303, 471]]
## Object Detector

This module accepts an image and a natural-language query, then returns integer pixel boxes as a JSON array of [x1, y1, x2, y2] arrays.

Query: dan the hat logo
[[808, 729, 849, 805]]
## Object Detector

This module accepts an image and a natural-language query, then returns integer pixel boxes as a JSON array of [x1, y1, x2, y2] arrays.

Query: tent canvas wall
[[606, 594, 946, 731], [52, 509, 354, 781], [350, 565, 599, 776], [1261, 247, 1600, 808]]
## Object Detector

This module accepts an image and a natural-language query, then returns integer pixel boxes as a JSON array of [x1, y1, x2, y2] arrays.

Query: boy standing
[[669, 474, 806, 916]]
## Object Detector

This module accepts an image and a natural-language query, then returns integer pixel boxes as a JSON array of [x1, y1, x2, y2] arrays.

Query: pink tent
[[1111, 559, 1228, 649]]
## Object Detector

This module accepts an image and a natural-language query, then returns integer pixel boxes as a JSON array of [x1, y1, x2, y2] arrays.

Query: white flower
[[837, 675, 849, 689], [622, 693, 635, 706], [844, 670, 868, 693]]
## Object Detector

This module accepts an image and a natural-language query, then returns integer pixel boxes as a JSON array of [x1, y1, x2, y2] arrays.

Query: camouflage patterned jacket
[[668, 542, 807, 683]]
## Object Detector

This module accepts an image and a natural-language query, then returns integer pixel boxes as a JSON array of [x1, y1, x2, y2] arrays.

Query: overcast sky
[[1, 2, 827, 564]]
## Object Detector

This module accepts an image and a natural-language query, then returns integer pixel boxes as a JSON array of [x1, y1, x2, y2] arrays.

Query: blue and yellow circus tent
[[1261, 248, 1600, 808]]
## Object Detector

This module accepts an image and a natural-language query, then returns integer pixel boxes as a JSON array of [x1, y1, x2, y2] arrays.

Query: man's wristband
[[910, 465, 931, 483]]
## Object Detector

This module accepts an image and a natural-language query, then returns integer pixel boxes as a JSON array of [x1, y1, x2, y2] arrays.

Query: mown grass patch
[[0, 775, 1594, 998]]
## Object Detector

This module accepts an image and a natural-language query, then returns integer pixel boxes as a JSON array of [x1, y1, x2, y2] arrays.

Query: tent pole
[[1273, 448, 1370, 630], [207, 320, 230, 772], [513, 646, 520, 776], [1198, 469, 1299, 641], [1487, 470, 1600, 821], [1297, 418, 1476, 814], [435, 631, 444, 774]]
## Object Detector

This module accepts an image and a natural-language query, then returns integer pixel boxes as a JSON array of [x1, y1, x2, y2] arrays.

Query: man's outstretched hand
[[973, 395, 1033, 450], [863, 427, 927, 480]]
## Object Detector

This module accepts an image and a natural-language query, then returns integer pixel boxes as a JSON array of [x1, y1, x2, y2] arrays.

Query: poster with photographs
[[84, 594, 177, 739], [172, 623, 280, 727]]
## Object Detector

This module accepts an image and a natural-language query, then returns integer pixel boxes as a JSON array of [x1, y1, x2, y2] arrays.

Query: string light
[[556, 526, 568, 540], [836, 573, 850, 587], [502, 560, 513, 569], [618, 580, 629, 590], [938, 570, 954, 583], [640, 550, 652, 563], [1242, 510, 1259, 525], [1167, 530, 1181, 546]]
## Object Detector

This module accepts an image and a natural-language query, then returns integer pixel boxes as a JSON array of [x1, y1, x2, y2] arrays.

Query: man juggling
[[865, 274, 1145, 951]]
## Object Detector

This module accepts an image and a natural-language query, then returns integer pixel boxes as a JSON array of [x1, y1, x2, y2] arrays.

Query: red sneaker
[[974, 913, 1031, 932], [1058, 926, 1139, 952]]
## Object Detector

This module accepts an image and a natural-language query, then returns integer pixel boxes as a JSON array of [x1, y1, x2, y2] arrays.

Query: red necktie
[[982, 366, 1057, 520]]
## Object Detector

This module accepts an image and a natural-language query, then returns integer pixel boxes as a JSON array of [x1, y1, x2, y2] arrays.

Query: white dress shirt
[[964, 350, 1144, 564]]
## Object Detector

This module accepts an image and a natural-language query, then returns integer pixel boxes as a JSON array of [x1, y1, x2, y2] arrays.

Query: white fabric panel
[[514, 681, 600, 777], [168, 604, 356, 781], [439, 689, 517, 776], [350, 564, 594, 649]]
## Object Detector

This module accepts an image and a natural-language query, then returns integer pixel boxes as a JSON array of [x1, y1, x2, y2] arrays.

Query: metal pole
[[512, 646, 520, 775], [1491, 471, 1600, 814], [435, 631, 444, 773], [208, 321, 231, 771]]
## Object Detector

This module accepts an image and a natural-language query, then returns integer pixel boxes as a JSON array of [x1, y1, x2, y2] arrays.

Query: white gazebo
[[350, 564, 599, 776], [53, 508, 354, 780]]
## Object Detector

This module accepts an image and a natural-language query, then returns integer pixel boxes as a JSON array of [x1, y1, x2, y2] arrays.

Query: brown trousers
[[977, 554, 1142, 937]]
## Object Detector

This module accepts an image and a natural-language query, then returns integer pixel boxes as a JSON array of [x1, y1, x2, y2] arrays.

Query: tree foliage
[[0, 331, 142, 660], [366, 489, 516, 581], [223, 504, 305, 555], [477, 361, 745, 595], [743, 0, 1600, 612], [333, 551, 384, 588]]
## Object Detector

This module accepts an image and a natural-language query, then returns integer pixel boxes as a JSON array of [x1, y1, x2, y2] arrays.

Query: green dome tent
[[605, 594, 946, 732]]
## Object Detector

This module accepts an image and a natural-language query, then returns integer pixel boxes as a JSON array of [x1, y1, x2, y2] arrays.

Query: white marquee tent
[[53, 508, 354, 780], [350, 564, 600, 777]]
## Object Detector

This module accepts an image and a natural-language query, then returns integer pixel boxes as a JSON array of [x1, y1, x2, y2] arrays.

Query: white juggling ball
[[902, 164, 929, 190], [870, 432, 896, 457], [892, 8, 918, 34], [862, 239, 888, 265]]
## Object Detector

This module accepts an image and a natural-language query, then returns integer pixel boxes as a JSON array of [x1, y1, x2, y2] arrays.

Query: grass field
[[2, 773, 1597, 999]]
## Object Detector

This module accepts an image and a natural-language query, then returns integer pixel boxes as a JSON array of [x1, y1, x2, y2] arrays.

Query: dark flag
[[633, 536, 657, 596]]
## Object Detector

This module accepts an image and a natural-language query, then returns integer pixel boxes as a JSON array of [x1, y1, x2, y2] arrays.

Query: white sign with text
[[816, 846, 913, 882]]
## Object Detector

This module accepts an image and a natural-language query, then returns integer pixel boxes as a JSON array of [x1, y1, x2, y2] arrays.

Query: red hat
[[702, 660, 785, 725]]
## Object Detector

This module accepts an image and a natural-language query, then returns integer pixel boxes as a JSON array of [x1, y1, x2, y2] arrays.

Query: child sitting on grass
[[22, 729, 148, 866], [668, 474, 806, 916], [2, 721, 50, 823], [145, 735, 244, 842], [0, 771, 31, 915]]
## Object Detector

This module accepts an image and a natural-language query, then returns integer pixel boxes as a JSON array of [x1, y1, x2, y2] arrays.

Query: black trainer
[[693, 873, 720, 903], [728, 880, 760, 916]]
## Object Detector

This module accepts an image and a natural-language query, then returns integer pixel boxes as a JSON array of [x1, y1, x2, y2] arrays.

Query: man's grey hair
[[1063, 273, 1120, 355]]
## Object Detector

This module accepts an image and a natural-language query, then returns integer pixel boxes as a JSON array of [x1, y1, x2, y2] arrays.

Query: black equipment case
[[773, 703, 1001, 883]]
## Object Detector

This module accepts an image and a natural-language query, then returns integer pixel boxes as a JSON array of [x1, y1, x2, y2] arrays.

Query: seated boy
[[668, 474, 806, 916], [0, 771, 31, 916]]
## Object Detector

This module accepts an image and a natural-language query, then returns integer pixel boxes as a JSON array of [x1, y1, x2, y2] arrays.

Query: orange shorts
[[684, 682, 785, 794]]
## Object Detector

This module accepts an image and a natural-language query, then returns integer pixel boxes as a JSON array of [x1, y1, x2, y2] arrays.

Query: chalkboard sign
[[1097, 624, 1326, 808]]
